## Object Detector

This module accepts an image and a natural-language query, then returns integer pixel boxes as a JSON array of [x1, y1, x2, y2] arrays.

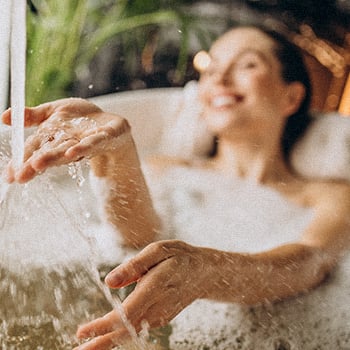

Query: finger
[[14, 162, 38, 184], [64, 131, 110, 159], [13, 139, 78, 183], [74, 328, 130, 350], [76, 310, 123, 339], [121, 259, 185, 328], [1, 105, 53, 127], [76, 280, 161, 340], [29, 139, 78, 172], [105, 241, 176, 288], [1, 108, 11, 125], [67, 116, 130, 154], [10, 135, 49, 183], [24, 105, 54, 126], [129, 292, 180, 329], [3, 162, 15, 183], [121, 287, 168, 330], [24, 100, 82, 126], [22, 133, 42, 161]]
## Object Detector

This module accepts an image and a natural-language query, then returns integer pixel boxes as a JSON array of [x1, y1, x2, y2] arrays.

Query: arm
[[89, 135, 161, 248], [202, 181, 350, 304], [73, 241, 330, 350], [1, 98, 161, 248], [74, 183, 350, 350]]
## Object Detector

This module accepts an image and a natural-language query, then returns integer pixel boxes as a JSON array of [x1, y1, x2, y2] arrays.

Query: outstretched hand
[[1, 98, 130, 183], [74, 240, 209, 350]]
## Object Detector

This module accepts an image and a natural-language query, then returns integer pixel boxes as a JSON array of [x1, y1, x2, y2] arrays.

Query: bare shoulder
[[145, 155, 193, 176], [303, 180, 350, 211], [292, 179, 350, 258], [276, 173, 350, 210], [273, 176, 350, 246]]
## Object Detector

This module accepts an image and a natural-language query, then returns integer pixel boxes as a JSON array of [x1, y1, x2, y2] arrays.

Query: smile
[[211, 95, 243, 108]]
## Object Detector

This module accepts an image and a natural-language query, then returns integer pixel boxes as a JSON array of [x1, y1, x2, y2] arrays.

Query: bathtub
[[1, 86, 350, 350]]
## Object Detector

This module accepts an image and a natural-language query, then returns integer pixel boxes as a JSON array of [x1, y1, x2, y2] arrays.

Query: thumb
[[24, 103, 55, 126], [1, 104, 53, 127], [105, 241, 176, 288], [1, 108, 12, 126]]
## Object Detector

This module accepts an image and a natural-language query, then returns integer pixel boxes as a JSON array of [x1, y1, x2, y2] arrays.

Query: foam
[[1, 151, 350, 348], [143, 165, 350, 350], [0, 163, 127, 273], [146, 166, 314, 252]]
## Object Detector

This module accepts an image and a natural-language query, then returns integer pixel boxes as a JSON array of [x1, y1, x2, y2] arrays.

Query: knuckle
[[145, 240, 166, 254], [127, 258, 144, 275], [145, 240, 174, 258], [148, 240, 193, 257]]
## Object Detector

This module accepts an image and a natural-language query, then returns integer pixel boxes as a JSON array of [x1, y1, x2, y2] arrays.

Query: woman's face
[[198, 27, 298, 137]]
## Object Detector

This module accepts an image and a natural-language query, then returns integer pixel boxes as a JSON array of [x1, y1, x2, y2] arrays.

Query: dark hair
[[256, 26, 313, 160], [207, 25, 313, 160]]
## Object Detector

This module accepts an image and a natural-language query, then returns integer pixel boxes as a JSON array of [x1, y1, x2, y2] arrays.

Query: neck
[[213, 136, 291, 184]]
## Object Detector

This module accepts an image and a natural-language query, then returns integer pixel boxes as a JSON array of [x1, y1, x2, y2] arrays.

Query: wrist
[[89, 133, 140, 179]]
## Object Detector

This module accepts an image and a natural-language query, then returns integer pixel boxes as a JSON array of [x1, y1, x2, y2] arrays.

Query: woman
[[2, 26, 350, 350]]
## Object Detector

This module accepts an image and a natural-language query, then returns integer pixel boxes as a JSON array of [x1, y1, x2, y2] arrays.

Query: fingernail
[[105, 269, 122, 287]]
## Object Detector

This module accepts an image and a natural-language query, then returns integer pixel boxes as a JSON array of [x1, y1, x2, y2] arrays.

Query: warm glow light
[[193, 50, 211, 73], [339, 73, 350, 116]]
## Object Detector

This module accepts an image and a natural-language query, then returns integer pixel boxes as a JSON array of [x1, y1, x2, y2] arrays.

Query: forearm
[[201, 243, 333, 305], [89, 132, 161, 248]]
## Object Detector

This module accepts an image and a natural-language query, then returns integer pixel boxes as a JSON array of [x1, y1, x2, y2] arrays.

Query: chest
[[148, 167, 315, 253]]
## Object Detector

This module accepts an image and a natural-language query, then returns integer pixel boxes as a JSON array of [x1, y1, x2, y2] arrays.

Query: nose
[[211, 67, 233, 86]]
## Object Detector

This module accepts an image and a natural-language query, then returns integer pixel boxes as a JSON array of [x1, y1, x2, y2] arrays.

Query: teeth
[[211, 96, 235, 108]]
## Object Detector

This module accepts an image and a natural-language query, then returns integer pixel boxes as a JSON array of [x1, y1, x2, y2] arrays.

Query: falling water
[[10, 0, 26, 169], [0, 2, 163, 349], [0, 0, 11, 113]]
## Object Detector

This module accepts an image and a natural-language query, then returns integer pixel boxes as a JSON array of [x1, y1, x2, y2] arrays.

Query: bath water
[[144, 165, 350, 350], [0, 3, 162, 349], [3, 3, 350, 350], [0, 156, 167, 349]]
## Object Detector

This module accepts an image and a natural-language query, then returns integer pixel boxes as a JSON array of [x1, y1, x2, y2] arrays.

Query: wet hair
[[252, 25, 313, 160]]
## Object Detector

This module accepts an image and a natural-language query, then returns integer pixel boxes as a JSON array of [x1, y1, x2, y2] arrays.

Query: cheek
[[238, 71, 271, 92], [197, 80, 210, 106], [247, 75, 286, 107]]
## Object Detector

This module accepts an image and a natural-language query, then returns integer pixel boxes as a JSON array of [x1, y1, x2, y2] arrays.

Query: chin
[[205, 111, 243, 134]]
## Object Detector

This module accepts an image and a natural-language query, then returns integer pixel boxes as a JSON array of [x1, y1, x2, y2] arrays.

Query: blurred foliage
[[237, 0, 349, 44], [25, 0, 222, 106]]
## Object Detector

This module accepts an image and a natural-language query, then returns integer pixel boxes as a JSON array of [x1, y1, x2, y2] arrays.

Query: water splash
[[1, 2, 163, 348], [0, 166, 165, 349]]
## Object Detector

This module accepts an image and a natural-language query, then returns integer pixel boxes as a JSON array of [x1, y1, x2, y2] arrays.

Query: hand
[[1, 98, 130, 183], [74, 240, 209, 350]]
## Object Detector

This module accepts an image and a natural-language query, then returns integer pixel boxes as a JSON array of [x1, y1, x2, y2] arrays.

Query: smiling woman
[[2, 24, 350, 350], [203, 27, 313, 159]]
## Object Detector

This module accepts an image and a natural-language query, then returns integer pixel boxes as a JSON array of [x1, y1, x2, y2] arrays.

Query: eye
[[236, 58, 259, 70], [243, 61, 257, 69], [235, 52, 264, 71]]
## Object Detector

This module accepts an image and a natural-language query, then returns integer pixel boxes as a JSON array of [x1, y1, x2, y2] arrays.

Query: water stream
[[0, 0, 11, 113], [10, 0, 26, 169]]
